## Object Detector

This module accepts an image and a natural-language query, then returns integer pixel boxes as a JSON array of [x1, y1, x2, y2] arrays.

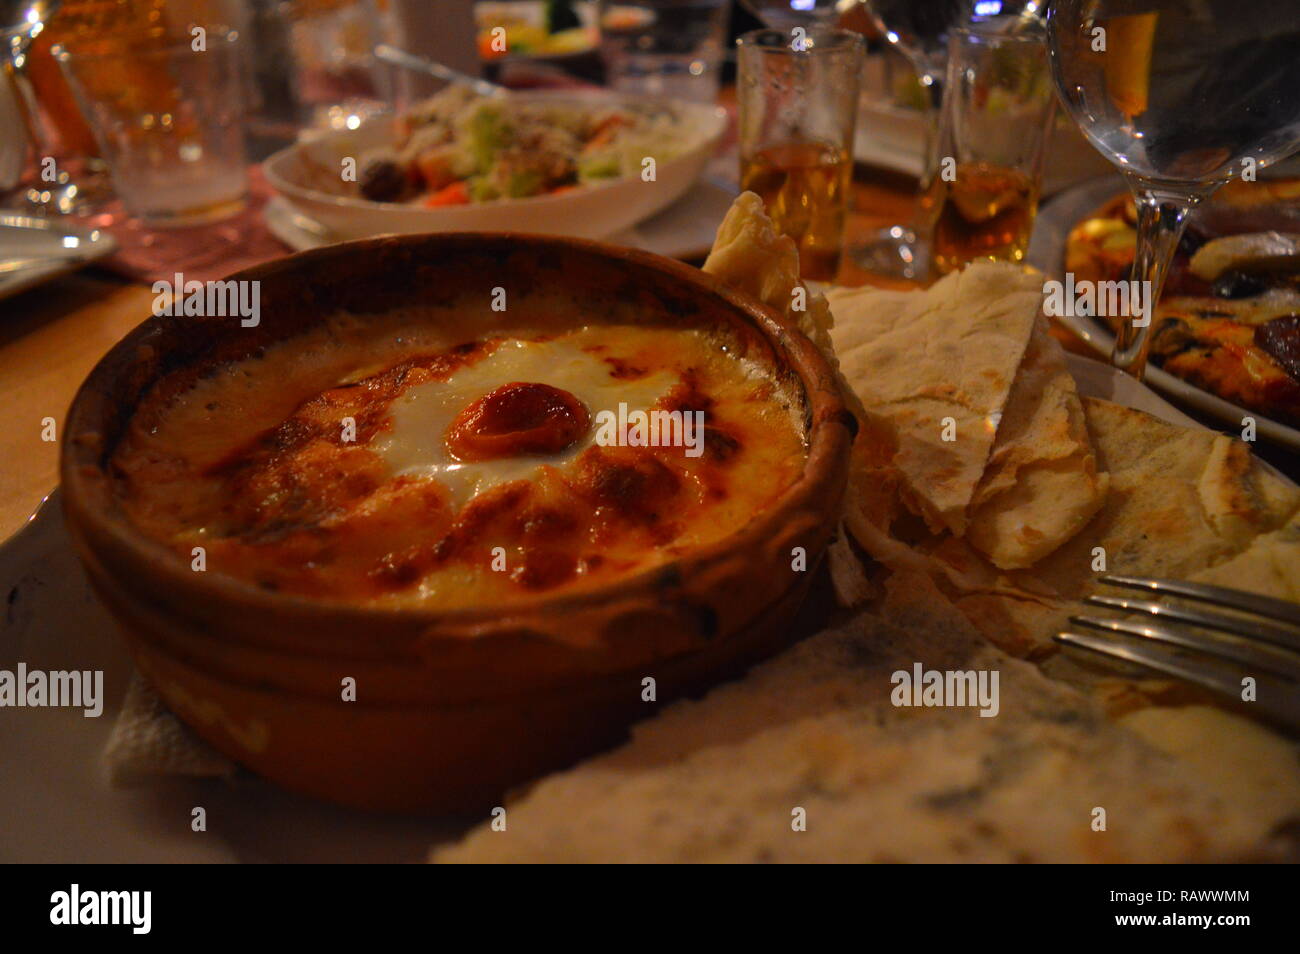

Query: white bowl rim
[[262, 90, 728, 217]]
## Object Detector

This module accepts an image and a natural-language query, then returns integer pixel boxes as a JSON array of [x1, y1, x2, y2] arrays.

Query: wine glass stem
[[1112, 184, 1201, 379], [3, 55, 49, 183], [908, 58, 947, 250], [917, 68, 944, 181]]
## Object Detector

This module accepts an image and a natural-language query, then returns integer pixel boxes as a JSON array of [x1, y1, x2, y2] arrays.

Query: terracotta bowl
[[61, 233, 855, 813]]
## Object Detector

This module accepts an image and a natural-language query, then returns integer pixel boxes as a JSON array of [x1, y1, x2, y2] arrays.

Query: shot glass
[[53, 28, 250, 228], [737, 28, 864, 282], [925, 17, 1055, 275]]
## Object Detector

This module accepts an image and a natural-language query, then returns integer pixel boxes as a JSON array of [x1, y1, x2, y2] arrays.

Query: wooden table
[[0, 274, 155, 538], [2, 164, 1297, 540]]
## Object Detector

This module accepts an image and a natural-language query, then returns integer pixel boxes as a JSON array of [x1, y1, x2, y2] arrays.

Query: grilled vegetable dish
[[1065, 178, 1300, 425]]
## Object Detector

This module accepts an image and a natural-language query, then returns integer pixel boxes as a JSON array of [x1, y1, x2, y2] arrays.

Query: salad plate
[[263, 89, 727, 242]]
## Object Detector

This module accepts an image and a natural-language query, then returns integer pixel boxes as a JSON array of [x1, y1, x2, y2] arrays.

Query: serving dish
[[1029, 176, 1300, 451], [58, 232, 853, 812], [262, 179, 740, 261], [262, 90, 728, 242]]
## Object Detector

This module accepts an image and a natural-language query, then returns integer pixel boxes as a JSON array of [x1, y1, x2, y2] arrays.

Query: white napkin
[[103, 673, 236, 782]]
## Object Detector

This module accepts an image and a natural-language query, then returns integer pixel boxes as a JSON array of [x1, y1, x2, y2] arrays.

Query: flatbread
[[1192, 515, 1300, 602], [433, 572, 1299, 863], [828, 263, 1044, 536], [965, 316, 1109, 569], [703, 191, 836, 363], [931, 398, 1300, 657]]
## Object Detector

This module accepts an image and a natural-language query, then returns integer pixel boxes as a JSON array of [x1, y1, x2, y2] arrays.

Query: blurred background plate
[[1030, 176, 1300, 453], [0, 213, 117, 303]]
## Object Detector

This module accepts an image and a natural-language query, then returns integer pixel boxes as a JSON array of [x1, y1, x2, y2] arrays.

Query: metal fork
[[1055, 574, 1300, 730]]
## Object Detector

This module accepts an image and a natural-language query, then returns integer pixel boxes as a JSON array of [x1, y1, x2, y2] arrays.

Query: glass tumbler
[[54, 26, 249, 228], [926, 17, 1055, 275], [737, 27, 865, 282]]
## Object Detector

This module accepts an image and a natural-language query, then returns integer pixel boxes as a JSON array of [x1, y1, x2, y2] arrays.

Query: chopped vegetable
[[578, 152, 621, 181], [352, 86, 689, 206], [359, 153, 411, 202], [465, 104, 512, 174], [423, 181, 471, 207]]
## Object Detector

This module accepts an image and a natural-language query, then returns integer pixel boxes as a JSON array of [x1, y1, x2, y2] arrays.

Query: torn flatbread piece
[[703, 190, 836, 362], [1191, 509, 1300, 602], [932, 398, 1300, 658], [828, 263, 1042, 536], [965, 315, 1109, 569]]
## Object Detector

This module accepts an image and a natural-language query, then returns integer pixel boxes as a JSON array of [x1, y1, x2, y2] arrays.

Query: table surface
[[2, 165, 1297, 541]]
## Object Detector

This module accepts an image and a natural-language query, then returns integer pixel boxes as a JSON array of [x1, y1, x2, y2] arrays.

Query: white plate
[[1028, 176, 1300, 452], [0, 357, 1226, 862], [0, 490, 468, 863], [0, 213, 118, 302], [262, 90, 728, 242], [264, 178, 738, 261]]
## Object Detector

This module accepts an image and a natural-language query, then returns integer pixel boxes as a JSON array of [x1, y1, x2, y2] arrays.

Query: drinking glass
[[927, 17, 1054, 274], [0, 0, 96, 212], [597, 0, 731, 103], [737, 27, 864, 282], [53, 27, 249, 227], [1046, 0, 1300, 378], [854, 0, 1043, 278], [281, 0, 392, 133]]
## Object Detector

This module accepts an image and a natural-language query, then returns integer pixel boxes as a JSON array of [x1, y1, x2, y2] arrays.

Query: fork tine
[[1099, 575, 1300, 627], [1085, 593, 1300, 653], [1069, 613, 1300, 682], [1054, 631, 1300, 729]]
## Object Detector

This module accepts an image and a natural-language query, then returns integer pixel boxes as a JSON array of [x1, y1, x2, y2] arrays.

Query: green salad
[[358, 86, 689, 206]]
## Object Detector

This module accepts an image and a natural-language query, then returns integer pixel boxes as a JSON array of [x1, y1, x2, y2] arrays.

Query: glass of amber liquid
[[53, 24, 250, 228], [925, 17, 1055, 276], [737, 28, 864, 282]]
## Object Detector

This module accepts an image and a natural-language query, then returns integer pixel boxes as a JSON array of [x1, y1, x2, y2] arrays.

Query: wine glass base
[[849, 226, 930, 281], [3, 164, 113, 216]]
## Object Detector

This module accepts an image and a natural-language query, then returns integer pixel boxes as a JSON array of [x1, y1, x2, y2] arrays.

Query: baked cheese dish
[[110, 314, 807, 607]]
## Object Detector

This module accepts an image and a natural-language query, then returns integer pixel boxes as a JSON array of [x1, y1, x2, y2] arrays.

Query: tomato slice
[[423, 181, 471, 207]]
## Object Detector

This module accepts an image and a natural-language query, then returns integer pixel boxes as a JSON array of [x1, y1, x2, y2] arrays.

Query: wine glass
[[2, 0, 73, 211], [1046, 0, 1300, 378], [854, 0, 1043, 278]]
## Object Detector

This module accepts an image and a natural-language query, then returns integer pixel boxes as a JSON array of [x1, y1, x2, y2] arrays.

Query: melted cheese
[[374, 333, 679, 507], [111, 316, 808, 608]]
